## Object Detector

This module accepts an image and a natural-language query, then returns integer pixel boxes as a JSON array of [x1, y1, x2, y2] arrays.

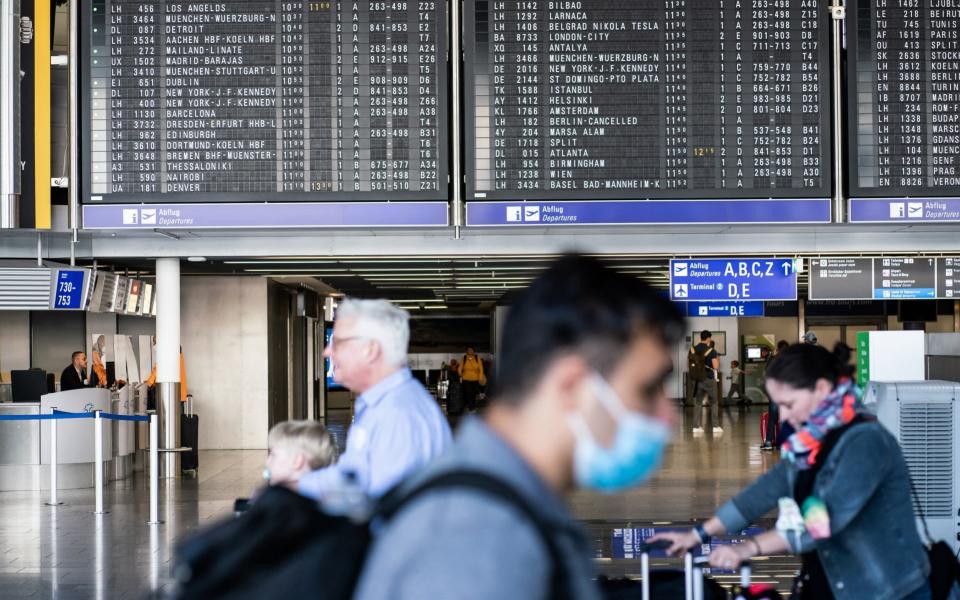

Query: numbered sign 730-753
[[670, 258, 798, 302]]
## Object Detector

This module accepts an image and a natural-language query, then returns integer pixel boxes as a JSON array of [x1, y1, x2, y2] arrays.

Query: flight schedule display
[[81, 0, 447, 203], [465, 0, 831, 201], [848, 0, 960, 197]]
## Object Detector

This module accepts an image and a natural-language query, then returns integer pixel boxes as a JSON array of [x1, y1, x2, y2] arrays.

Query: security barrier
[[0, 409, 160, 524]]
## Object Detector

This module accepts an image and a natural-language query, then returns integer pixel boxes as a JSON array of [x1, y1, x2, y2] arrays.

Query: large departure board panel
[[81, 0, 447, 203], [848, 0, 960, 198], [465, 0, 831, 201]]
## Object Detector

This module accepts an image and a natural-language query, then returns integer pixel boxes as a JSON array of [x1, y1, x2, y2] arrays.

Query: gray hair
[[336, 298, 410, 367]]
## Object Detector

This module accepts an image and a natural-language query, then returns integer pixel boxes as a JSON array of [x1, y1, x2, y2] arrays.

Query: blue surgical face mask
[[569, 373, 671, 493]]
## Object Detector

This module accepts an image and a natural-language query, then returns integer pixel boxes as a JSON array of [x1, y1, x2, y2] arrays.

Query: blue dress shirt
[[299, 368, 452, 499]]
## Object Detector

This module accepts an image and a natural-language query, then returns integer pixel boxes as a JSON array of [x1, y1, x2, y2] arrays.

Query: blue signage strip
[[670, 258, 798, 302], [82, 202, 450, 229], [686, 301, 764, 318], [873, 288, 935, 300], [849, 198, 960, 223], [51, 270, 86, 310], [466, 199, 832, 226]]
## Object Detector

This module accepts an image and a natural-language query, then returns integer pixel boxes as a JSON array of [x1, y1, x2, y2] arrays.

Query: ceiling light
[[244, 268, 350, 273], [187, 256, 207, 262]]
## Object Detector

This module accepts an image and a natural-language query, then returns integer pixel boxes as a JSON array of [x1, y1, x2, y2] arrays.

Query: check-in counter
[[0, 388, 135, 491]]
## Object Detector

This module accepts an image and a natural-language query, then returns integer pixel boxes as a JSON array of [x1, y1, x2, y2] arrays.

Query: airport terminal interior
[[1, 0, 960, 598]]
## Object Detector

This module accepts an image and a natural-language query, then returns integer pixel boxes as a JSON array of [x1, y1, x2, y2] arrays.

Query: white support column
[[156, 259, 182, 479]]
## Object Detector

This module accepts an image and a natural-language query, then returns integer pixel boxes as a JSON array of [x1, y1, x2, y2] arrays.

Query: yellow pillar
[[33, 0, 51, 229]]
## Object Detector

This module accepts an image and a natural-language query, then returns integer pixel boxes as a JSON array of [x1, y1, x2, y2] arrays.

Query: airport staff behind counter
[[59, 351, 98, 391]]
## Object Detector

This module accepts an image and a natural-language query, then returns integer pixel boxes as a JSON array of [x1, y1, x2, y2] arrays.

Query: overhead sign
[[686, 302, 764, 318], [873, 257, 935, 300], [811, 257, 959, 301], [848, 199, 960, 223], [465, 199, 832, 226], [82, 202, 450, 229], [809, 258, 874, 301], [669, 258, 797, 302], [937, 258, 959, 300], [50, 269, 87, 310]]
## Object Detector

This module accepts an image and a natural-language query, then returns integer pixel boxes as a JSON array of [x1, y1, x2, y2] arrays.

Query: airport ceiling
[[80, 253, 822, 313]]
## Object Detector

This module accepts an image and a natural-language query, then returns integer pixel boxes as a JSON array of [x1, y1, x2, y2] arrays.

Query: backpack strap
[[378, 470, 569, 600]]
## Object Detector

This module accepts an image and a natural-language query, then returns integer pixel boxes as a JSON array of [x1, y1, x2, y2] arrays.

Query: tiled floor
[[0, 404, 796, 598]]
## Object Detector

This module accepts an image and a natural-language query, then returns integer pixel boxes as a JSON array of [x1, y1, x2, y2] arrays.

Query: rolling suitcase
[[760, 411, 779, 444], [181, 410, 199, 472], [446, 381, 464, 416]]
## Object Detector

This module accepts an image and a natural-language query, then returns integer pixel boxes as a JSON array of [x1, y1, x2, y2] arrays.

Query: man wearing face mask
[[354, 254, 684, 600]]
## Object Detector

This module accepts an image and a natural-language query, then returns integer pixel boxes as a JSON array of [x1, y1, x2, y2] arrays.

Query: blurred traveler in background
[[458, 346, 486, 413]]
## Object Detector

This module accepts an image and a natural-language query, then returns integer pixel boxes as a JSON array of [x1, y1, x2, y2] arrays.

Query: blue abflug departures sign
[[670, 258, 798, 302]]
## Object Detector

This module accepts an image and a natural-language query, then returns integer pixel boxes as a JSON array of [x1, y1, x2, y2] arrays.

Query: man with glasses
[[299, 299, 452, 500]]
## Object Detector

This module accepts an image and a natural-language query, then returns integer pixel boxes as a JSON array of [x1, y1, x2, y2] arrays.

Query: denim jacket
[[716, 422, 929, 600]]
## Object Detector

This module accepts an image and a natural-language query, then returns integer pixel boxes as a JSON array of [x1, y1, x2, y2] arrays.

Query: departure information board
[[873, 256, 936, 299], [465, 0, 831, 201], [809, 257, 874, 300], [81, 0, 447, 203], [848, 0, 960, 198], [809, 256, 959, 300]]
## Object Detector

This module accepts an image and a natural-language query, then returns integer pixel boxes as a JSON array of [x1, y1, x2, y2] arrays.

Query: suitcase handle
[[692, 555, 754, 598], [639, 549, 695, 600]]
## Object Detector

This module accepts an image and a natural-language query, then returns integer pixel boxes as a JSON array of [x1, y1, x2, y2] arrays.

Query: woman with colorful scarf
[[652, 343, 940, 600]]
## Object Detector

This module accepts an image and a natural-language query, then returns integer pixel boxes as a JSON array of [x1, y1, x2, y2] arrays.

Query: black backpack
[[688, 346, 708, 382], [169, 470, 568, 600]]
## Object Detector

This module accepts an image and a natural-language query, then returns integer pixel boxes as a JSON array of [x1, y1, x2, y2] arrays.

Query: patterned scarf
[[781, 377, 863, 470]]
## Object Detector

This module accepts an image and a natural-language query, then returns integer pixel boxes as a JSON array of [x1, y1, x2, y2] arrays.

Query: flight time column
[[279, 1, 307, 192], [307, 0, 335, 192], [663, 0, 689, 190]]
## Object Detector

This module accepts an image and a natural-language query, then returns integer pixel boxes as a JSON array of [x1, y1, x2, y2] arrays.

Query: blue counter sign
[[52, 270, 86, 310], [686, 301, 764, 317], [670, 258, 797, 302]]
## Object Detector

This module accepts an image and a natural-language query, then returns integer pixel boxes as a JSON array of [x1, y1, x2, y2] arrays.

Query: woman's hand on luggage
[[647, 531, 700, 556], [708, 544, 752, 570]]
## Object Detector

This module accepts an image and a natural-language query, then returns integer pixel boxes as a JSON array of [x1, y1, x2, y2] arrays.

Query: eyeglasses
[[328, 335, 368, 350]]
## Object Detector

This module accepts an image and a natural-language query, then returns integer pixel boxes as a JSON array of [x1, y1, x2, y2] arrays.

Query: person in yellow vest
[[91, 335, 108, 387], [144, 337, 188, 407], [458, 346, 486, 413]]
